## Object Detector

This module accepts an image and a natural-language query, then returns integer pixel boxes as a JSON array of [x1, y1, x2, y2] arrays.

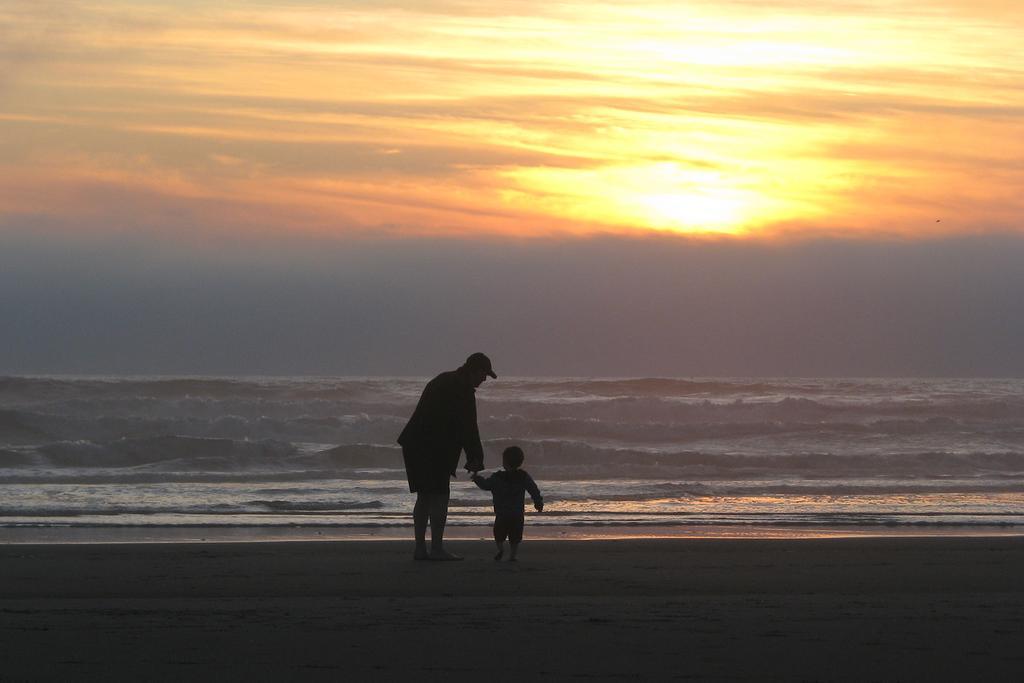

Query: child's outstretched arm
[[470, 472, 493, 490], [525, 472, 543, 512]]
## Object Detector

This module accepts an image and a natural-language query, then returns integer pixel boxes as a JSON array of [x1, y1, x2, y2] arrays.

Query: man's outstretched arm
[[457, 389, 485, 472]]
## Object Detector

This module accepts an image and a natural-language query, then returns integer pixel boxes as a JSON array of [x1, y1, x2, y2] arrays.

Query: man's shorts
[[493, 514, 525, 544], [402, 446, 451, 494]]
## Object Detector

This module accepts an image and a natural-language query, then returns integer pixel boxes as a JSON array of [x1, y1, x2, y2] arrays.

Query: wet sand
[[2, 537, 1023, 681]]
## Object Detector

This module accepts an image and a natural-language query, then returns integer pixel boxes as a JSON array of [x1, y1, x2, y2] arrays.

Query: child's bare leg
[[508, 519, 523, 561], [493, 523, 504, 561]]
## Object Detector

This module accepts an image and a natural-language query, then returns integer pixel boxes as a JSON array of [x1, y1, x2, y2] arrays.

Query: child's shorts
[[493, 514, 525, 544]]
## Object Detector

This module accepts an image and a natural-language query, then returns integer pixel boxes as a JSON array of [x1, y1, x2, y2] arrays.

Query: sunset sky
[[1, 1, 1023, 375]]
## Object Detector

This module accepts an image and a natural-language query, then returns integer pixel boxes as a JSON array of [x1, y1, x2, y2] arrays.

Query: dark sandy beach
[[2, 537, 1023, 681]]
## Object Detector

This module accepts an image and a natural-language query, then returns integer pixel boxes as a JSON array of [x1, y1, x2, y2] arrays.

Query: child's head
[[502, 446, 525, 470]]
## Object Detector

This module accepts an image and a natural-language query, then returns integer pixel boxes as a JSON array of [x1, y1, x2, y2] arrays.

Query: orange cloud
[[1, 0, 1022, 240]]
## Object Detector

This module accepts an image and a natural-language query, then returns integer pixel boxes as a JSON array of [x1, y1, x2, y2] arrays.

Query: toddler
[[471, 446, 543, 561]]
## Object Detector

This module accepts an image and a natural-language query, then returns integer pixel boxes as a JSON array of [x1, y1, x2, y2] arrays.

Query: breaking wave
[[3, 375, 1024, 532]]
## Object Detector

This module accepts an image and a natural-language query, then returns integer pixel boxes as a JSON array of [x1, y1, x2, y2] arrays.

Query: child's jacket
[[473, 469, 542, 517]]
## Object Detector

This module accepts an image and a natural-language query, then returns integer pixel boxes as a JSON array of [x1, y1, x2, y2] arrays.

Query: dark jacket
[[473, 469, 542, 517], [398, 368, 485, 476]]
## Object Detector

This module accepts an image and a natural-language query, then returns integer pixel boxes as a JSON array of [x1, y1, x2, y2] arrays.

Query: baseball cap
[[465, 352, 497, 379]]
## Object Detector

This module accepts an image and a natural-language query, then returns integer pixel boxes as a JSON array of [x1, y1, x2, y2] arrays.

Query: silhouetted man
[[398, 352, 496, 560]]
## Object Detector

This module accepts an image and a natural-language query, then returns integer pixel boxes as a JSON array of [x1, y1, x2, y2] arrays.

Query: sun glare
[[638, 192, 746, 234], [614, 164, 762, 235], [505, 162, 779, 236]]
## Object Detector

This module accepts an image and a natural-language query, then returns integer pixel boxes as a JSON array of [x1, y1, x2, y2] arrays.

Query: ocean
[[1, 375, 1023, 541]]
